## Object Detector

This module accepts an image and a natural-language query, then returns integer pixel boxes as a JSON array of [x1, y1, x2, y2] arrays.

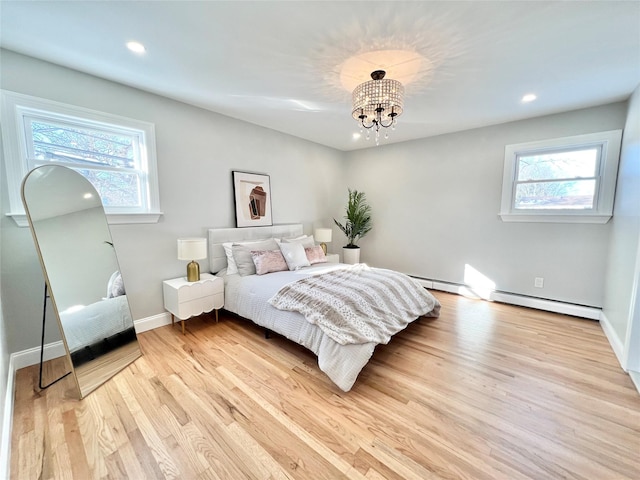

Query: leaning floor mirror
[[22, 165, 142, 399]]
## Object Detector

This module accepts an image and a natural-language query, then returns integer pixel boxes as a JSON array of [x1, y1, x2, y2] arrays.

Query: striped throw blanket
[[268, 264, 441, 345]]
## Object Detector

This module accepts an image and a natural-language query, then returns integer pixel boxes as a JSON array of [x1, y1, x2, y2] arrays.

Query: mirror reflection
[[22, 165, 142, 398]]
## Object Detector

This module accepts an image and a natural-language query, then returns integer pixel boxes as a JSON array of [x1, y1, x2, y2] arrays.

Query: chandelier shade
[[352, 70, 404, 144]]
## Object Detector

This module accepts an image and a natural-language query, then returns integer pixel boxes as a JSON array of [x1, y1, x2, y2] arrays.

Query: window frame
[[1, 90, 162, 226], [499, 130, 622, 224]]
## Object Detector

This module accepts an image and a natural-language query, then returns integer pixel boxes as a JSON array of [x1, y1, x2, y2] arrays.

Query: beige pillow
[[223, 238, 273, 275], [232, 238, 279, 276]]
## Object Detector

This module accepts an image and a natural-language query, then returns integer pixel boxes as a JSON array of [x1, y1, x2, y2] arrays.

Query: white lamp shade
[[177, 238, 207, 260], [314, 228, 332, 243]]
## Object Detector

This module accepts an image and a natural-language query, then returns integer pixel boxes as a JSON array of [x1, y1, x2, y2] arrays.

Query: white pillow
[[281, 235, 315, 248], [222, 242, 239, 275], [107, 271, 125, 298], [223, 238, 273, 275], [279, 242, 311, 271]]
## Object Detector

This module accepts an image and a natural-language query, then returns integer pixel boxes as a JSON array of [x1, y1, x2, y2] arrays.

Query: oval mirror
[[21, 165, 142, 398]]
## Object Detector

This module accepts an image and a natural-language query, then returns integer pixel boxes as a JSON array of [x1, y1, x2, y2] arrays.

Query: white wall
[[344, 103, 628, 307], [0, 50, 346, 353], [603, 84, 640, 374]]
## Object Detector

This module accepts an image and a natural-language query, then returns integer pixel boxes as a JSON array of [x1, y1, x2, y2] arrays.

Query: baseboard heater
[[410, 276, 601, 320]]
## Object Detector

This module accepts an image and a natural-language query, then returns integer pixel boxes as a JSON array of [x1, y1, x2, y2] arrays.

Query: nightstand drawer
[[175, 297, 216, 320], [186, 292, 223, 314], [163, 273, 225, 330], [177, 281, 210, 302]]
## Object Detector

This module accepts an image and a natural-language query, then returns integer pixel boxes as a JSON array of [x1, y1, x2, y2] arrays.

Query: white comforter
[[59, 295, 133, 352], [221, 263, 439, 391]]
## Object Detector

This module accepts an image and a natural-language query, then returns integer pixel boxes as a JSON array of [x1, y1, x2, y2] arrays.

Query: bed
[[59, 294, 136, 365], [208, 224, 440, 391]]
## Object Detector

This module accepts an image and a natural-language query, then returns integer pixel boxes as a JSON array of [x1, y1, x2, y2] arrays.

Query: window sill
[[8, 212, 163, 227], [499, 213, 612, 224]]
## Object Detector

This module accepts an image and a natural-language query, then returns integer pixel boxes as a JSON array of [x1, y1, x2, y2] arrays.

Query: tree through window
[[514, 147, 600, 210], [1, 90, 161, 225], [500, 130, 622, 224]]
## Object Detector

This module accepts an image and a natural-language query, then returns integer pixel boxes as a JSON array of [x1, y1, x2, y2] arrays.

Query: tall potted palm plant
[[334, 189, 372, 264]]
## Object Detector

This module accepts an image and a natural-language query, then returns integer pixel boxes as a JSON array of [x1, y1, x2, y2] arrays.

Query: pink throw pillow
[[251, 249, 288, 275], [305, 245, 327, 265]]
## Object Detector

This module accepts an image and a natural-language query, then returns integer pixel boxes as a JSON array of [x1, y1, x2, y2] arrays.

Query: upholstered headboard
[[207, 224, 304, 273]]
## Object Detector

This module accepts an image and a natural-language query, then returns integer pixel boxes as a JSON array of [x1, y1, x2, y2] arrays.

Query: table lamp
[[177, 238, 207, 282], [314, 228, 332, 255]]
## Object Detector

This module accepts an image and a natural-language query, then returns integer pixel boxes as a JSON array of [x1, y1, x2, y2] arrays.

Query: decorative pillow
[[281, 235, 315, 248], [251, 249, 288, 275], [107, 271, 125, 298], [305, 245, 327, 265], [222, 242, 239, 275], [232, 238, 279, 276], [223, 238, 273, 275], [279, 242, 311, 271]]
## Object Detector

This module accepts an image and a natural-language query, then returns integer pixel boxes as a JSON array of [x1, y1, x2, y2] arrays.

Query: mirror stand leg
[[39, 283, 71, 390]]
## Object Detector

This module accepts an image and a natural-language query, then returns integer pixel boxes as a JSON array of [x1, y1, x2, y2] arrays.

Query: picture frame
[[232, 171, 273, 227]]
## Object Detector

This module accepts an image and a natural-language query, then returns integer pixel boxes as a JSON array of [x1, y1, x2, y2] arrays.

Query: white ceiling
[[1, 1, 639, 151]]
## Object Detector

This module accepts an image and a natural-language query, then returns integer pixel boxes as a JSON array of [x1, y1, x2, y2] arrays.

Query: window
[[2, 91, 162, 226], [499, 130, 622, 223]]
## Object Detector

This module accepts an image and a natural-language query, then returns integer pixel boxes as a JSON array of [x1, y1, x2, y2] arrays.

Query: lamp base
[[186, 261, 200, 282], [320, 243, 327, 255]]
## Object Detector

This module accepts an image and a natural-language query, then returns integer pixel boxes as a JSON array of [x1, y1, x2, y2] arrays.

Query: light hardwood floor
[[11, 292, 640, 479]]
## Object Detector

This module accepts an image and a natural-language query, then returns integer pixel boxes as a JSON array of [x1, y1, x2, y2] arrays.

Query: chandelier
[[352, 70, 404, 145]]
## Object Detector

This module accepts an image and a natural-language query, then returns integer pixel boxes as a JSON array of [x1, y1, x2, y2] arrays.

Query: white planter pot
[[342, 247, 360, 265]]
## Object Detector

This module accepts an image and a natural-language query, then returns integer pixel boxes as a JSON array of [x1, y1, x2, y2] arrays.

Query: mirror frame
[[21, 165, 142, 398]]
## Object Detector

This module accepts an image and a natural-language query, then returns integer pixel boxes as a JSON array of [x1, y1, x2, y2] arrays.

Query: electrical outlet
[[534, 277, 544, 288]]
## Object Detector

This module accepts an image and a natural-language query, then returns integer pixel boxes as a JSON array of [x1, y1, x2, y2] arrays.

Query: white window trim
[[499, 130, 622, 224], [1, 90, 163, 226]]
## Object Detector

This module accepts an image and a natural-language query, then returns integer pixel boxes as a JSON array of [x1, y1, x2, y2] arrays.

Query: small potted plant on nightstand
[[334, 188, 372, 264]]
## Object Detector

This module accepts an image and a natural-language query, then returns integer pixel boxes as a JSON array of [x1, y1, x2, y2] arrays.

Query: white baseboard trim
[[11, 341, 66, 371], [414, 277, 602, 320], [0, 355, 16, 480], [10, 312, 172, 373], [599, 311, 626, 370], [134, 311, 172, 333]]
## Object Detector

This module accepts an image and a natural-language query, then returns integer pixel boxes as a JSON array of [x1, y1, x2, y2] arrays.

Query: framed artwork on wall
[[232, 171, 273, 227]]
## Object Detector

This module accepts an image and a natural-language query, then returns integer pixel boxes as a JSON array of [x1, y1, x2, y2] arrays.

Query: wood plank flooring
[[11, 292, 640, 479]]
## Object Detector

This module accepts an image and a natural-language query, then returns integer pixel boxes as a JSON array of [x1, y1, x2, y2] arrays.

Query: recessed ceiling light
[[352, 133, 361, 140], [126, 41, 146, 54], [522, 93, 537, 103]]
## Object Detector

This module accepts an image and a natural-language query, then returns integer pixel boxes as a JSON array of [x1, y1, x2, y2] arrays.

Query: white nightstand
[[163, 273, 224, 334], [325, 253, 339, 263]]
